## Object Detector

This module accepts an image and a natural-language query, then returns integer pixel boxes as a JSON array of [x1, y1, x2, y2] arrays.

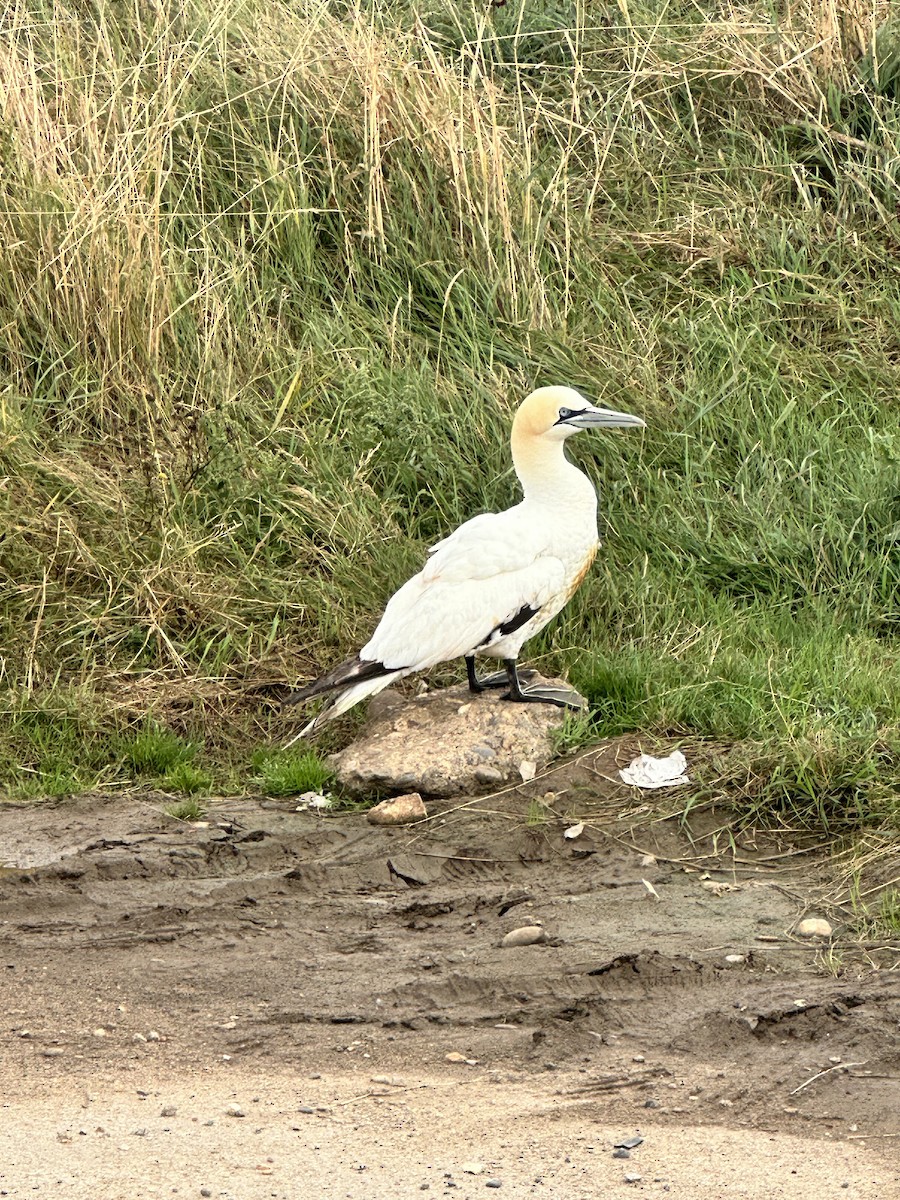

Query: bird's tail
[[283, 655, 405, 741]]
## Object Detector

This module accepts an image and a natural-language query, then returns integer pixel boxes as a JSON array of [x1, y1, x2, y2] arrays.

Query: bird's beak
[[568, 404, 646, 430]]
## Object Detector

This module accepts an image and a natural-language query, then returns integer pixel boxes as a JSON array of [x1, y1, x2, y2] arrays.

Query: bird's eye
[[558, 407, 574, 420]]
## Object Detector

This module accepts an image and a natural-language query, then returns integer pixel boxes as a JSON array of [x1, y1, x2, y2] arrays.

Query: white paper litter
[[563, 822, 584, 840], [619, 750, 690, 789], [296, 791, 334, 811], [518, 760, 537, 783]]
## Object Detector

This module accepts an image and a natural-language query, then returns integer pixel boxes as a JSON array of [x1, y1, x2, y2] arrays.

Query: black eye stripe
[[556, 406, 586, 423]]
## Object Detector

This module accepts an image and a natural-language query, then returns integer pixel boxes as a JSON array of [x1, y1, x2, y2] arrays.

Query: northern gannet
[[286, 386, 644, 734]]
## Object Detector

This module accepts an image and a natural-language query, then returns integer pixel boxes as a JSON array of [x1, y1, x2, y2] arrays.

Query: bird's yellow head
[[512, 386, 645, 443]]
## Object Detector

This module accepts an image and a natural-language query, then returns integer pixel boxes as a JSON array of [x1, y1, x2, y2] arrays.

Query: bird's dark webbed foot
[[500, 659, 585, 710], [466, 656, 537, 694]]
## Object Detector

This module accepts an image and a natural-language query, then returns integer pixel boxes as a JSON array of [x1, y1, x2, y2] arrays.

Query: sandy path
[[3, 1069, 897, 1199], [1, 790, 898, 1198]]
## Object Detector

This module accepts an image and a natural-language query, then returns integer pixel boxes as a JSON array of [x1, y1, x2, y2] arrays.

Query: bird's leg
[[501, 659, 585, 710], [465, 656, 508, 693]]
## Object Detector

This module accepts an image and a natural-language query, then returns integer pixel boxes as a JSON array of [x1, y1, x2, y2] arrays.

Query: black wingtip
[[282, 655, 401, 710]]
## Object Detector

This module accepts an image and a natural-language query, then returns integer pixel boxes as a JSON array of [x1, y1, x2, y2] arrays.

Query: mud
[[1, 754, 898, 1197]]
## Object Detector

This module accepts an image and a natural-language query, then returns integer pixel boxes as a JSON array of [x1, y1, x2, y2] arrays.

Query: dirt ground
[[1, 744, 898, 1199]]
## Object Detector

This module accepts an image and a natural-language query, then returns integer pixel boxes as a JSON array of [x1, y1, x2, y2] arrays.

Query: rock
[[366, 793, 427, 826], [613, 1148, 630, 1159], [225, 1103, 245, 1118], [474, 766, 504, 785], [796, 917, 832, 938], [331, 680, 583, 797], [724, 954, 746, 964], [42, 1048, 64, 1058], [624, 1174, 642, 1184], [462, 1163, 484, 1175], [485, 1182, 502, 1189], [445, 1051, 479, 1064], [159, 1106, 177, 1118], [501, 925, 546, 948]]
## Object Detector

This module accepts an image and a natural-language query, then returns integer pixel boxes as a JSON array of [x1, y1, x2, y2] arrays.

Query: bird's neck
[[512, 434, 598, 516]]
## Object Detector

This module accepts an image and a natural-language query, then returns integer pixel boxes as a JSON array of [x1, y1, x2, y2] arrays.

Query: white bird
[[285, 385, 644, 734]]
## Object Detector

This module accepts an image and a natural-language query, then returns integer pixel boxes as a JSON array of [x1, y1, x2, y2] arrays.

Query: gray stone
[[331, 680, 582, 797]]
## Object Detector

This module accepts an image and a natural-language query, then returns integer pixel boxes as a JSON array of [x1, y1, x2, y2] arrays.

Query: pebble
[[613, 1148, 630, 1159], [371, 1074, 405, 1087], [366, 793, 427, 826], [485, 1182, 502, 1189], [297, 1106, 315, 1114], [474, 766, 505, 785], [795, 917, 833, 939], [201, 1191, 212, 1198], [42, 1048, 64, 1058], [624, 1174, 642, 1184], [614, 1136, 644, 1150], [92, 1028, 108, 1038], [500, 925, 546, 949], [643, 1099, 660, 1109], [159, 1106, 177, 1118], [462, 1163, 484, 1175], [225, 1103, 245, 1118], [724, 954, 746, 964]]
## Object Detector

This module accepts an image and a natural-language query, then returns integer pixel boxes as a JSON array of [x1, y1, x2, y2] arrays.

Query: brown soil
[[1, 752, 898, 1198]]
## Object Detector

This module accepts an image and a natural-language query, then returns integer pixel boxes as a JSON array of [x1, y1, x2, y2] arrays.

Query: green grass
[[164, 796, 208, 821], [0, 0, 897, 844], [880, 889, 900, 935], [121, 728, 199, 776], [252, 748, 334, 798]]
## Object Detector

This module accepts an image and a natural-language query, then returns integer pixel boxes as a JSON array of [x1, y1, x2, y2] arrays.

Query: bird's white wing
[[360, 508, 565, 671], [423, 505, 542, 583]]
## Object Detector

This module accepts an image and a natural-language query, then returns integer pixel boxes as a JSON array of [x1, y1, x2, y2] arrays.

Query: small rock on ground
[[366, 792, 427, 826], [796, 917, 833, 938], [501, 925, 546, 948]]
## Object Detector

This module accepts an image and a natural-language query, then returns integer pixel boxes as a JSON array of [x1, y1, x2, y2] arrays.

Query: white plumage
[[285, 385, 644, 733]]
